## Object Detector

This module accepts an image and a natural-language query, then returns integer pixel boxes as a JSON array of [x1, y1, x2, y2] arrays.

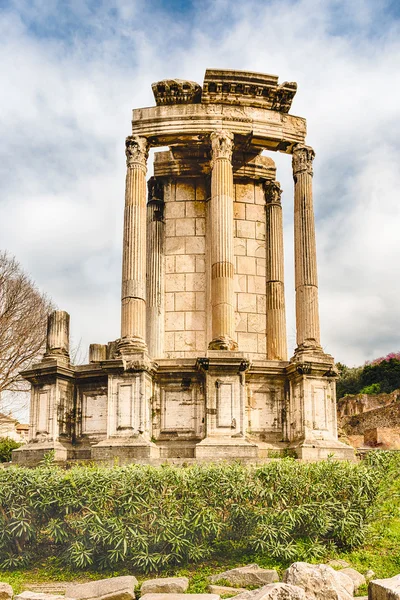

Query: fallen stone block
[[283, 562, 353, 600], [22, 584, 69, 595], [65, 576, 137, 600], [340, 568, 366, 593], [334, 571, 354, 596], [208, 587, 247, 596], [0, 584, 13, 600], [233, 583, 305, 600], [141, 595, 219, 600], [141, 578, 189, 594], [15, 593, 65, 600], [328, 560, 351, 569], [209, 565, 279, 587], [369, 575, 400, 600]]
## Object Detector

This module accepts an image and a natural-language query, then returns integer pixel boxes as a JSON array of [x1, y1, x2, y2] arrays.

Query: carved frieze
[[203, 69, 297, 113], [152, 79, 202, 105]]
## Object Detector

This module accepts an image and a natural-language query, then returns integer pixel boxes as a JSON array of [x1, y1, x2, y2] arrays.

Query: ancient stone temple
[[14, 69, 354, 464]]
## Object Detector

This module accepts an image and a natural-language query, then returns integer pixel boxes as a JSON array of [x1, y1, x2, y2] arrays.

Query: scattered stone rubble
[[2, 562, 398, 600], [208, 565, 279, 586]]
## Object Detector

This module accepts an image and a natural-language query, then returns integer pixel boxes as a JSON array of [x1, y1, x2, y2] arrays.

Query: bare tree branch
[[0, 251, 54, 397]]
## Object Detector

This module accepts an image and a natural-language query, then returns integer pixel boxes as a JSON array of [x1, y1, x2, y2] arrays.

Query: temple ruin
[[14, 68, 354, 464]]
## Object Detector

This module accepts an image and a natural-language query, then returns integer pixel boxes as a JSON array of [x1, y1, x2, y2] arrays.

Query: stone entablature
[[202, 69, 297, 112], [151, 69, 297, 113], [152, 79, 202, 106], [13, 68, 354, 465]]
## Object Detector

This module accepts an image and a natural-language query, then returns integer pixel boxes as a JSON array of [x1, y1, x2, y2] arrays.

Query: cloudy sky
[[1, 0, 400, 381]]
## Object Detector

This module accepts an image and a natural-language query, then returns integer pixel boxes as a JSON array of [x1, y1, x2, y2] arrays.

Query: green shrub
[[0, 437, 21, 463], [0, 455, 398, 571], [360, 383, 381, 395]]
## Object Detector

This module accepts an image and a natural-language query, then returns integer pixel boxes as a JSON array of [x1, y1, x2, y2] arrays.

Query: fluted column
[[264, 181, 287, 360], [208, 131, 238, 351], [44, 310, 70, 363], [146, 177, 165, 358], [119, 135, 149, 353], [292, 144, 321, 350]]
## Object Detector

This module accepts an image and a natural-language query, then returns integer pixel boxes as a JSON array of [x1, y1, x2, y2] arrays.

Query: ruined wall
[[233, 180, 267, 360], [163, 179, 208, 358], [342, 399, 400, 435], [162, 177, 268, 360], [337, 389, 400, 419]]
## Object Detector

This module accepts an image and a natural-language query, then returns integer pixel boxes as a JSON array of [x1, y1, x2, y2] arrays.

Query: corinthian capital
[[210, 130, 234, 162], [292, 144, 315, 176], [125, 135, 149, 168], [264, 180, 282, 204]]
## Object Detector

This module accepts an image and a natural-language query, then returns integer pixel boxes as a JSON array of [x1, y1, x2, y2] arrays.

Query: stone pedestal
[[195, 353, 258, 459], [13, 311, 76, 464], [287, 354, 354, 460], [91, 353, 159, 463]]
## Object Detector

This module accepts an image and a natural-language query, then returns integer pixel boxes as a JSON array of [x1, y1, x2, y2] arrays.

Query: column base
[[294, 341, 325, 357], [12, 440, 72, 465], [195, 437, 258, 460], [117, 336, 148, 355], [208, 336, 238, 351], [91, 436, 160, 464], [289, 439, 355, 461]]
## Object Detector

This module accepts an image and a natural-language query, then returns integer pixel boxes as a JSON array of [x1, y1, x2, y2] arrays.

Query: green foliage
[[337, 355, 400, 399], [0, 437, 21, 463], [0, 456, 398, 572], [336, 364, 364, 399], [359, 383, 381, 395], [360, 359, 400, 394]]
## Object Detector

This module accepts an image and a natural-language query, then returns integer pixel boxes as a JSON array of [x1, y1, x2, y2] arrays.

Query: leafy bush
[[337, 354, 400, 399], [360, 383, 381, 395], [0, 437, 21, 462], [0, 456, 398, 571]]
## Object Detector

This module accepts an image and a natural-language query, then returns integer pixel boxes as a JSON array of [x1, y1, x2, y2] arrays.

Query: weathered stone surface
[[0, 583, 13, 600], [334, 572, 354, 596], [16, 593, 64, 600], [141, 578, 189, 594], [369, 575, 400, 600], [208, 587, 247, 596], [366, 570, 376, 581], [340, 568, 366, 592], [234, 583, 305, 600], [328, 560, 350, 569], [65, 576, 137, 600], [21, 584, 69, 595], [141, 595, 219, 600], [209, 564, 279, 587], [283, 562, 353, 600]]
